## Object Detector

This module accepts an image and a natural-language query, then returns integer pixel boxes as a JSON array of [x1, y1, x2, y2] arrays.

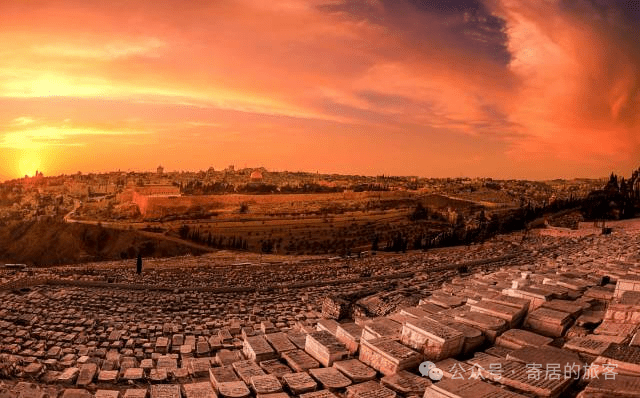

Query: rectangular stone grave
[[345, 381, 396, 398], [181, 382, 217, 398], [379, 370, 431, 396], [76, 363, 97, 387], [282, 350, 320, 372], [233, 360, 267, 384], [122, 368, 144, 382], [57, 368, 79, 385], [333, 359, 376, 383], [150, 385, 181, 398], [361, 319, 402, 341], [480, 360, 574, 398], [594, 344, 640, 376], [244, 335, 277, 362], [304, 331, 349, 367], [424, 377, 527, 398], [563, 336, 612, 356], [495, 329, 553, 350], [316, 319, 340, 336], [309, 367, 353, 389], [216, 382, 250, 398], [434, 358, 471, 379], [209, 366, 240, 391], [506, 345, 583, 373], [216, 350, 244, 367], [265, 333, 296, 354], [299, 390, 338, 398], [156, 338, 170, 354], [540, 300, 584, 319], [251, 375, 283, 395], [335, 323, 362, 356], [440, 308, 505, 343], [286, 331, 307, 350], [259, 359, 292, 379], [426, 313, 485, 356], [97, 370, 118, 383], [580, 373, 640, 397], [94, 391, 120, 398], [186, 358, 211, 378], [400, 317, 464, 361], [157, 356, 178, 370], [523, 307, 574, 338], [469, 300, 526, 328], [359, 338, 422, 376], [123, 390, 148, 398], [281, 372, 318, 394], [61, 389, 92, 398], [149, 368, 168, 383]]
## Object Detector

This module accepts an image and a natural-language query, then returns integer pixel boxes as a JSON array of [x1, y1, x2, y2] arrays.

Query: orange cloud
[[0, 0, 638, 181]]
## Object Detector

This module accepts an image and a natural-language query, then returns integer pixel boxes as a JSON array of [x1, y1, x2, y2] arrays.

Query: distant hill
[[0, 220, 204, 266]]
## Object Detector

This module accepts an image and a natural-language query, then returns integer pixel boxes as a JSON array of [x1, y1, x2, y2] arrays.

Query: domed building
[[250, 170, 263, 182]]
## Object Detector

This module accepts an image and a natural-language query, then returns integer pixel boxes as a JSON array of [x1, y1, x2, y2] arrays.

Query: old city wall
[[133, 191, 413, 217]]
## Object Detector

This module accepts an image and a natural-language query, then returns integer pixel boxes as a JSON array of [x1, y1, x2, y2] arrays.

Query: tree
[[136, 253, 142, 275]]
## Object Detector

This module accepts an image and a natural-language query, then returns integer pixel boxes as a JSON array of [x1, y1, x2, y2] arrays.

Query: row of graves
[[4, 257, 640, 398]]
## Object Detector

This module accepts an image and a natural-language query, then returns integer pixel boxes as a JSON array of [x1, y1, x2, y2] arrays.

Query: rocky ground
[[1, 220, 640, 398]]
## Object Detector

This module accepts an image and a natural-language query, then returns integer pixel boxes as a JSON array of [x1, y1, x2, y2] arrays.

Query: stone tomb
[[359, 338, 422, 376], [523, 307, 574, 338], [361, 319, 402, 341], [480, 360, 574, 398], [60, 390, 92, 398], [333, 359, 376, 383], [76, 363, 97, 387], [309, 367, 353, 389], [250, 374, 283, 395], [122, 387, 147, 398], [265, 333, 296, 354], [400, 317, 464, 361], [563, 335, 612, 356], [244, 335, 277, 362], [299, 390, 339, 398], [94, 391, 120, 398], [281, 372, 318, 395], [495, 329, 553, 350], [593, 344, 640, 376], [209, 367, 240, 391], [304, 331, 349, 367], [217, 382, 250, 398], [506, 345, 583, 374], [282, 350, 320, 372], [424, 377, 527, 398], [578, 373, 640, 397], [259, 359, 293, 379], [444, 307, 508, 343], [150, 386, 181, 398], [335, 323, 363, 355], [344, 381, 396, 398], [469, 299, 526, 328], [379, 370, 431, 396], [232, 360, 267, 384], [181, 382, 216, 398]]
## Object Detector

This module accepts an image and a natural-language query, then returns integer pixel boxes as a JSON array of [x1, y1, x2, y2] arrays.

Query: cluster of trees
[[581, 173, 637, 220], [178, 225, 249, 250], [180, 181, 235, 195]]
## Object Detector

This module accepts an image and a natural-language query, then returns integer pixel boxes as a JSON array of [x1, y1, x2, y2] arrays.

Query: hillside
[[0, 220, 205, 266]]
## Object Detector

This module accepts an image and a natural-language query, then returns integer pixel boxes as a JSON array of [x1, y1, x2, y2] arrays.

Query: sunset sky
[[1, 0, 639, 181]]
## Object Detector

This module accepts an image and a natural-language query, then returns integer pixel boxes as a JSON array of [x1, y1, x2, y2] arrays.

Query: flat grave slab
[[309, 367, 353, 389], [282, 350, 320, 372], [333, 359, 376, 383], [281, 372, 318, 395]]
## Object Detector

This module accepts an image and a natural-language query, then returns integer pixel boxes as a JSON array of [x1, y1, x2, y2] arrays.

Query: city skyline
[[1, 0, 639, 181]]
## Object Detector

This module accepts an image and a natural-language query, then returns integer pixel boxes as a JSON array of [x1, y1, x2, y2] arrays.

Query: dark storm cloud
[[319, 0, 512, 65]]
